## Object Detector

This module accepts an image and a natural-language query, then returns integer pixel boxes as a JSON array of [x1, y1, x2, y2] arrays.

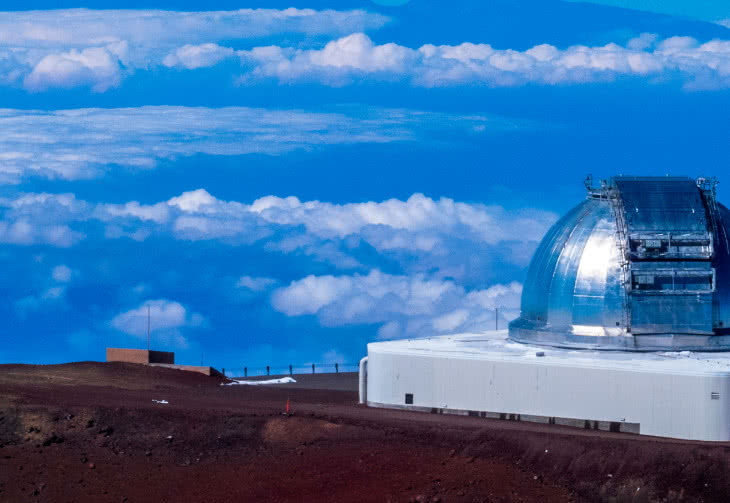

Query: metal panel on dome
[[715, 205, 730, 332], [613, 177, 716, 336], [570, 206, 625, 333], [547, 200, 605, 329], [614, 177, 709, 232], [614, 177, 714, 260], [520, 200, 593, 322]]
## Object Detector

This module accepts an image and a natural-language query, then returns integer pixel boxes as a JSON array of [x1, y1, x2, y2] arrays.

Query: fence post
[[289, 364, 293, 375], [222, 368, 225, 376], [312, 363, 315, 374], [267, 365, 270, 376], [244, 367, 247, 377], [335, 363, 339, 373]]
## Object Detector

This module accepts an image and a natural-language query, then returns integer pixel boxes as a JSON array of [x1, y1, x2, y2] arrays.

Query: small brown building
[[106, 348, 175, 365]]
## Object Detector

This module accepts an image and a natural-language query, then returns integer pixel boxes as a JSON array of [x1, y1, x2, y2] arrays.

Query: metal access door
[[614, 177, 717, 335]]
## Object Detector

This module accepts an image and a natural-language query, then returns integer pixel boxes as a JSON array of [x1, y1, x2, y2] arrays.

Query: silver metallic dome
[[509, 176, 730, 351]]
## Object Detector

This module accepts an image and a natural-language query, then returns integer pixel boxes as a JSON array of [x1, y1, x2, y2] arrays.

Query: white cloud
[[97, 201, 170, 224], [271, 269, 522, 338], [0, 218, 82, 248], [52, 265, 72, 282], [11, 259, 78, 318], [13, 285, 68, 318], [246, 192, 555, 245], [377, 320, 402, 340], [267, 236, 363, 270], [236, 275, 277, 292], [272, 274, 356, 316], [432, 309, 470, 332], [110, 299, 204, 348], [718, 20, 730, 29], [0, 192, 86, 246], [24, 43, 126, 92], [237, 33, 415, 85], [0, 8, 388, 91], [235, 32, 730, 89], [167, 189, 219, 213], [320, 349, 347, 364], [42, 286, 65, 300], [0, 106, 499, 184], [163, 43, 235, 69], [238, 33, 414, 85]]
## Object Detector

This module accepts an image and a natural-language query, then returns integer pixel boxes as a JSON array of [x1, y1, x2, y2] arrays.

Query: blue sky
[[565, 1, 730, 22], [1, 1, 730, 369]]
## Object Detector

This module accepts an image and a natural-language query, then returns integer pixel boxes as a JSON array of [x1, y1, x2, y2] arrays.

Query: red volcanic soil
[[1, 362, 729, 502]]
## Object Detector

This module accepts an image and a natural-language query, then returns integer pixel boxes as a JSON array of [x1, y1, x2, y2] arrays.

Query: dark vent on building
[[405, 393, 414, 405], [711, 392, 720, 400]]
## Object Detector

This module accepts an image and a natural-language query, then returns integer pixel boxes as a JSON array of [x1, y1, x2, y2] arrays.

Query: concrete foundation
[[363, 331, 730, 441]]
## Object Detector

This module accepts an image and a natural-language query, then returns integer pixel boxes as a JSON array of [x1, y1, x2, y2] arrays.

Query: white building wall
[[366, 344, 730, 441]]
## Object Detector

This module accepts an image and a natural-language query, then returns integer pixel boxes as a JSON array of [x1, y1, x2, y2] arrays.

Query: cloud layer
[[3, 189, 548, 352], [1, 9, 729, 92], [0, 8, 387, 47], [0, 106, 501, 184], [0, 189, 556, 283], [233, 33, 730, 89], [1, 187, 555, 244], [0, 8, 388, 91]]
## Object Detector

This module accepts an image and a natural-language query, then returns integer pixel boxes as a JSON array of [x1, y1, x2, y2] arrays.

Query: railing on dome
[[608, 187, 633, 332], [698, 176, 729, 254]]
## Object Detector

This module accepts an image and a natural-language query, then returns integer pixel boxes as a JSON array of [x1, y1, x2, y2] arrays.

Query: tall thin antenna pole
[[147, 305, 151, 351]]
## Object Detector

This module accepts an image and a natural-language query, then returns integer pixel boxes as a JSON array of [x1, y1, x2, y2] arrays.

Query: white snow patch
[[152, 399, 169, 404], [223, 377, 297, 386]]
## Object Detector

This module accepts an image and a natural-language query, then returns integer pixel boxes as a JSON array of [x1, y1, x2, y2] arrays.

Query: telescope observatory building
[[359, 176, 730, 441]]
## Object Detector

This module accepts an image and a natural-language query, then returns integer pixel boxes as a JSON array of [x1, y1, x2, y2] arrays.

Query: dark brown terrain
[[1, 362, 729, 502]]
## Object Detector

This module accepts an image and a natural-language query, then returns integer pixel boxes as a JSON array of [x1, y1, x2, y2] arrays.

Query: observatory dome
[[509, 176, 730, 351]]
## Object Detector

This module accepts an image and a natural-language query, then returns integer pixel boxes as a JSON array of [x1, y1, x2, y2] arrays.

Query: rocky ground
[[0, 362, 728, 502]]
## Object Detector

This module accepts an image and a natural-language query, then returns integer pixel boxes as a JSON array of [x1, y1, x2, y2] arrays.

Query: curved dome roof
[[509, 176, 730, 351]]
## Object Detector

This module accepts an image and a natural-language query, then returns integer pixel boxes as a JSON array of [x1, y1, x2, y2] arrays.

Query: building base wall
[[367, 400, 641, 434], [365, 335, 730, 442], [149, 363, 222, 377]]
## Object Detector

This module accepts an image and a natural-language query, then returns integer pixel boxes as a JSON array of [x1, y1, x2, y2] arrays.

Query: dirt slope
[[0, 362, 728, 502]]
